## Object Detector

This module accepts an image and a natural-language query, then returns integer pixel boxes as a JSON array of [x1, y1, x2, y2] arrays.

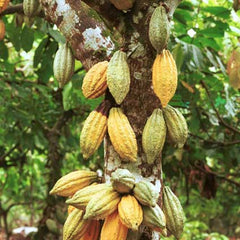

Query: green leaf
[[199, 27, 225, 38], [34, 37, 49, 68], [0, 42, 8, 60], [21, 26, 34, 52], [202, 7, 231, 19], [172, 43, 185, 72]]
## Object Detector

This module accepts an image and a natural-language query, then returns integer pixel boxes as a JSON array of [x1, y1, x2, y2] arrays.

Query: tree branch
[[200, 80, 240, 134], [0, 4, 23, 16]]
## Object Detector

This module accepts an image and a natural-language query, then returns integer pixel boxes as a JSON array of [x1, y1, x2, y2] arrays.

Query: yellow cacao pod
[[82, 61, 108, 99], [84, 189, 121, 220], [53, 43, 75, 88], [142, 108, 167, 164], [0, 19, 5, 41], [118, 195, 143, 230], [0, 0, 9, 13], [108, 107, 137, 162], [66, 183, 113, 209], [100, 211, 128, 240], [63, 208, 90, 240], [80, 100, 111, 159], [80, 220, 100, 240], [149, 5, 170, 53], [49, 170, 98, 197], [107, 50, 130, 104], [67, 205, 76, 215], [111, 168, 135, 193], [142, 205, 166, 230], [163, 186, 185, 240], [133, 180, 159, 207], [109, 0, 135, 10], [162, 105, 188, 148], [152, 50, 178, 108], [23, 0, 39, 17]]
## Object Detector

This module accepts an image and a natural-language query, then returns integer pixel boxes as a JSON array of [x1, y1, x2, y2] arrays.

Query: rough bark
[[40, 1, 181, 239]]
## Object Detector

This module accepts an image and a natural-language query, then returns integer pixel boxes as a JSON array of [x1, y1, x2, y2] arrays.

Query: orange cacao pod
[[100, 211, 128, 240], [80, 220, 100, 240], [118, 195, 143, 230], [0, 19, 5, 41], [0, 0, 9, 13]]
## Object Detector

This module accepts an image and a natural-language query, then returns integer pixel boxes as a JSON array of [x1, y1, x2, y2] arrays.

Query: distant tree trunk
[[41, 1, 181, 239]]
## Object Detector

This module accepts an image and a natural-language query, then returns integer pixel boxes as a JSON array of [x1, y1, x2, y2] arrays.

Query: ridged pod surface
[[111, 168, 135, 193], [133, 180, 159, 207], [80, 220, 100, 240], [84, 189, 120, 220], [107, 50, 130, 104], [118, 195, 143, 230], [53, 43, 75, 88], [162, 105, 188, 148], [100, 211, 128, 240], [63, 208, 90, 240], [82, 61, 108, 99], [108, 108, 137, 162], [109, 0, 135, 10], [0, 20, 5, 41], [66, 183, 113, 209], [163, 186, 185, 240], [149, 5, 170, 53], [49, 170, 98, 197], [152, 50, 178, 108], [67, 205, 76, 215], [142, 205, 166, 230], [23, 0, 39, 17], [0, 0, 9, 13], [80, 100, 111, 159], [142, 109, 167, 164]]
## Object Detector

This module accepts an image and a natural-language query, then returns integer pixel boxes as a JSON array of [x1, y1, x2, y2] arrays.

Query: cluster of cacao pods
[[50, 168, 184, 239]]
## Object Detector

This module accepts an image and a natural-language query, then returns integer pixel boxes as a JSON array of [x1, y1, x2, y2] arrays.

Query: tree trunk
[[40, 1, 181, 239]]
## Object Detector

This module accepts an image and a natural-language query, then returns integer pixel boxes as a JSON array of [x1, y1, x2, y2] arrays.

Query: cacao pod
[[107, 50, 130, 104], [111, 168, 135, 193], [118, 195, 143, 230], [0, 0, 9, 13], [53, 43, 75, 88], [163, 186, 185, 240], [84, 189, 121, 220], [109, 0, 135, 10], [142, 205, 166, 230], [46, 219, 59, 235], [142, 108, 166, 164], [82, 61, 108, 99], [67, 205, 76, 215], [100, 211, 128, 240], [23, 16, 34, 28], [162, 105, 188, 148], [80, 100, 111, 159], [63, 208, 90, 240], [0, 19, 5, 41], [133, 180, 159, 207], [66, 183, 113, 209], [108, 107, 137, 162], [49, 170, 98, 197], [80, 220, 100, 240], [15, 14, 25, 28], [152, 50, 178, 108], [23, 0, 39, 17], [149, 5, 170, 53]]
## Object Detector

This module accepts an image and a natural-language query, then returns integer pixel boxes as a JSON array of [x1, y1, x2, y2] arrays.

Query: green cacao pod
[[49, 170, 98, 197], [109, 0, 135, 10], [152, 50, 178, 108], [53, 43, 75, 88], [23, 0, 39, 17], [80, 100, 111, 159], [108, 107, 138, 162], [142, 108, 167, 164], [111, 168, 135, 193], [163, 186, 185, 240], [66, 183, 113, 209], [63, 208, 90, 240], [162, 105, 188, 148], [142, 205, 166, 230], [107, 50, 130, 104], [82, 61, 108, 99], [133, 180, 159, 207], [149, 5, 170, 53], [84, 188, 121, 220]]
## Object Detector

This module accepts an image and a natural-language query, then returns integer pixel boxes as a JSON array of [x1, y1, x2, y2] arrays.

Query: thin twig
[[200, 80, 240, 134]]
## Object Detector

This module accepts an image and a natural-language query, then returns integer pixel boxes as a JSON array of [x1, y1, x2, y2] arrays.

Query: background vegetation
[[0, 0, 239, 239]]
